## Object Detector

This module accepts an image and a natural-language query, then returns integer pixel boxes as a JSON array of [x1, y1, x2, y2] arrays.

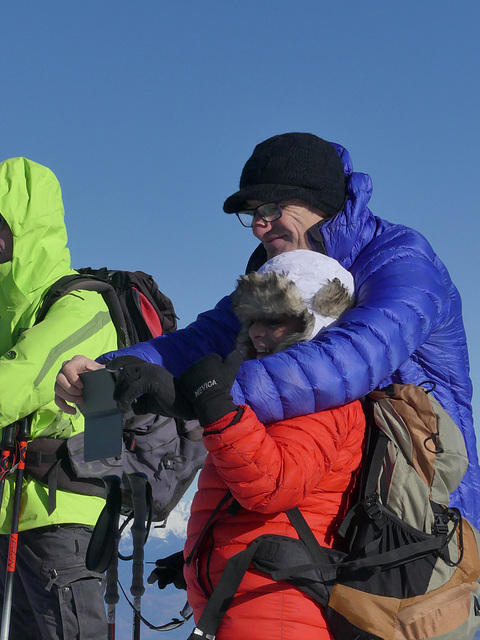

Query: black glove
[[176, 350, 244, 427], [105, 356, 195, 419], [147, 551, 186, 590]]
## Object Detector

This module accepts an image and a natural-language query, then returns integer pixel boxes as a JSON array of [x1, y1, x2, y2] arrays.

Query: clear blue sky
[[2, 2, 480, 638]]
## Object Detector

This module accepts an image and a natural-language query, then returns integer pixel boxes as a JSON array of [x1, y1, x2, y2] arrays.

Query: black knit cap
[[223, 132, 346, 218]]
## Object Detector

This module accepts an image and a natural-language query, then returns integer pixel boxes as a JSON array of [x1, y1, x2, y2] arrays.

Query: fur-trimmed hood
[[232, 250, 355, 356]]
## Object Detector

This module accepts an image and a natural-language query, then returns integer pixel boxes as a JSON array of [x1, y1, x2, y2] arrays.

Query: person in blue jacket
[[55, 132, 480, 527]]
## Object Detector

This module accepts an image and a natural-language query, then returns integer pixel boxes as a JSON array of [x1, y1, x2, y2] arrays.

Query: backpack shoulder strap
[[286, 507, 327, 566], [187, 538, 267, 640], [188, 507, 339, 640], [36, 273, 129, 347]]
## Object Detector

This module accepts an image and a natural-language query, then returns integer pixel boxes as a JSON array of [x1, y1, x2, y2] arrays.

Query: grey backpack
[[26, 268, 207, 522]]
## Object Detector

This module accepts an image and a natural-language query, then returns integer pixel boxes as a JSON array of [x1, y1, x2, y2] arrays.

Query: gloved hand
[[105, 356, 195, 419], [147, 550, 186, 590], [176, 350, 244, 427]]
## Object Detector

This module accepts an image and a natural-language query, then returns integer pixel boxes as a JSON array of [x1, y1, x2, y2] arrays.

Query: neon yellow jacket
[[0, 157, 118, 533]]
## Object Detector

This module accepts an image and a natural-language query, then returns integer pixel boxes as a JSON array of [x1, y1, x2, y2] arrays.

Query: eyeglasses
[[235, 202, 282, 228]]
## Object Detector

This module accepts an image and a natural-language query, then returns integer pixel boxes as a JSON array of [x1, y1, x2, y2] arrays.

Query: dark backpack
[[188, 384, 480, 640], [26, 268, 207, 521], [35, 268, 178, 345]]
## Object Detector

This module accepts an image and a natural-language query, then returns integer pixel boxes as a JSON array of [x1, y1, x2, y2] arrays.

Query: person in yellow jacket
[[0, 157, 117, 639]]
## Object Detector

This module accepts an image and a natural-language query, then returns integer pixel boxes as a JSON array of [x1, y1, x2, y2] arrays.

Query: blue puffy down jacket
[[101, 142, 480, 527]]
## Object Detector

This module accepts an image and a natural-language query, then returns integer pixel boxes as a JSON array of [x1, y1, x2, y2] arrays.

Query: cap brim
[[223, 184, 317, 213]]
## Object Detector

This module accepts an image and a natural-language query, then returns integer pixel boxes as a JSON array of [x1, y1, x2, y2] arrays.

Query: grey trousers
[[0, 525, 107, 640]]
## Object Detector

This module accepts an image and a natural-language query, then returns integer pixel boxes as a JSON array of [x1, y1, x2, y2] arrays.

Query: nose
[[251, 216, 273, 239], [249, 320, 268, 340]]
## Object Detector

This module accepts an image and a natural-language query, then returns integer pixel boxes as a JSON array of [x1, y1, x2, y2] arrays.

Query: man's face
[[249, 200, 324, 258], [0, 215, 13, 264]]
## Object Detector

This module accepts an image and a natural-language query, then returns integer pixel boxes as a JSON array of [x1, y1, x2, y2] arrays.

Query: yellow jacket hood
[[0, 157, 74, 352]]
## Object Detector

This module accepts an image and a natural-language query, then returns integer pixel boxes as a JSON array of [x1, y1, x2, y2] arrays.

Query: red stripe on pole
[[7, 534, 18, 572]]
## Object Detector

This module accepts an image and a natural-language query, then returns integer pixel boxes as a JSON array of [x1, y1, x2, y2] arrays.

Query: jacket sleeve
[[98, 295, 240, 376], [0, 291, 117, 429], [99, 230, 455, 424], [202, 403, 364, 513], [231, 229, 456, 421]]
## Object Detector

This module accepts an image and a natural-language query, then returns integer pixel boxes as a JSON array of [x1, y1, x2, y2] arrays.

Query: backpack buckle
[[363, 494, 387, 528], [191, 628, 215, 640], [433, 513, 449, 536]]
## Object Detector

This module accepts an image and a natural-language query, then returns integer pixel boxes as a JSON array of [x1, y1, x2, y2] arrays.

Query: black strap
[[188, 508, 342, 640], [37, 274, 129, 347], [47, 460, 60, 515], [185, 491, 233, 566], [286, 507, 326, 567], [339, 535, 444, 574], [431, 502, 463, 567], [364, 429, 390, 499], [118, 578, 193, 632], [190, 507, 336, 640], [25, 439, 106, 505], [24, 446, 61, 515], [86, 478, 123, 573], [187, 539, 266, 640]]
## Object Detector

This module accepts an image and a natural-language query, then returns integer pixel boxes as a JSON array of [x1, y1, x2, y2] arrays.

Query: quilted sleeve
[[98, 295, 240, 376], [231, 228, 456, 422], [99, 229, 458, 426], [202, 402, 365, 513]]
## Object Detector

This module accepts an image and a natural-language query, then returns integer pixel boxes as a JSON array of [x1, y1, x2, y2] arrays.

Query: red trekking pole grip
[[5, 417, 31, 569], [0, 415, 32, 640]]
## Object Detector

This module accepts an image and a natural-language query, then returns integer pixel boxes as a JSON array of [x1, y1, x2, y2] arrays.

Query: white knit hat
[[232, 249, 355, 356], [258, 250, 355, 338]]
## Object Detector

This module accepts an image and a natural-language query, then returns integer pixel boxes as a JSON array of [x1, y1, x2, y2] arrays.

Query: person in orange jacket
[[157, 250, 366, 640]]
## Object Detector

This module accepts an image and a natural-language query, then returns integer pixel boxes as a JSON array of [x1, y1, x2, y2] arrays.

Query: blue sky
[[2, 2, 480, 638]]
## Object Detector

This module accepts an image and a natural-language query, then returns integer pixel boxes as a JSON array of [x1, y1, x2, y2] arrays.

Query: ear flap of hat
[[232, 257, 355, 356], [312, 278, 354, 319], [232, 271, 309, 323], [232, 271, 315, 356]]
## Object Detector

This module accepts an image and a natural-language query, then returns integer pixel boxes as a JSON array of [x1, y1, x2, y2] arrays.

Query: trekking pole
[[0, 416, 31, 640], [104, 477, 122, 640], [127, 473, 149, 640], [0, 425, 16, 509]]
